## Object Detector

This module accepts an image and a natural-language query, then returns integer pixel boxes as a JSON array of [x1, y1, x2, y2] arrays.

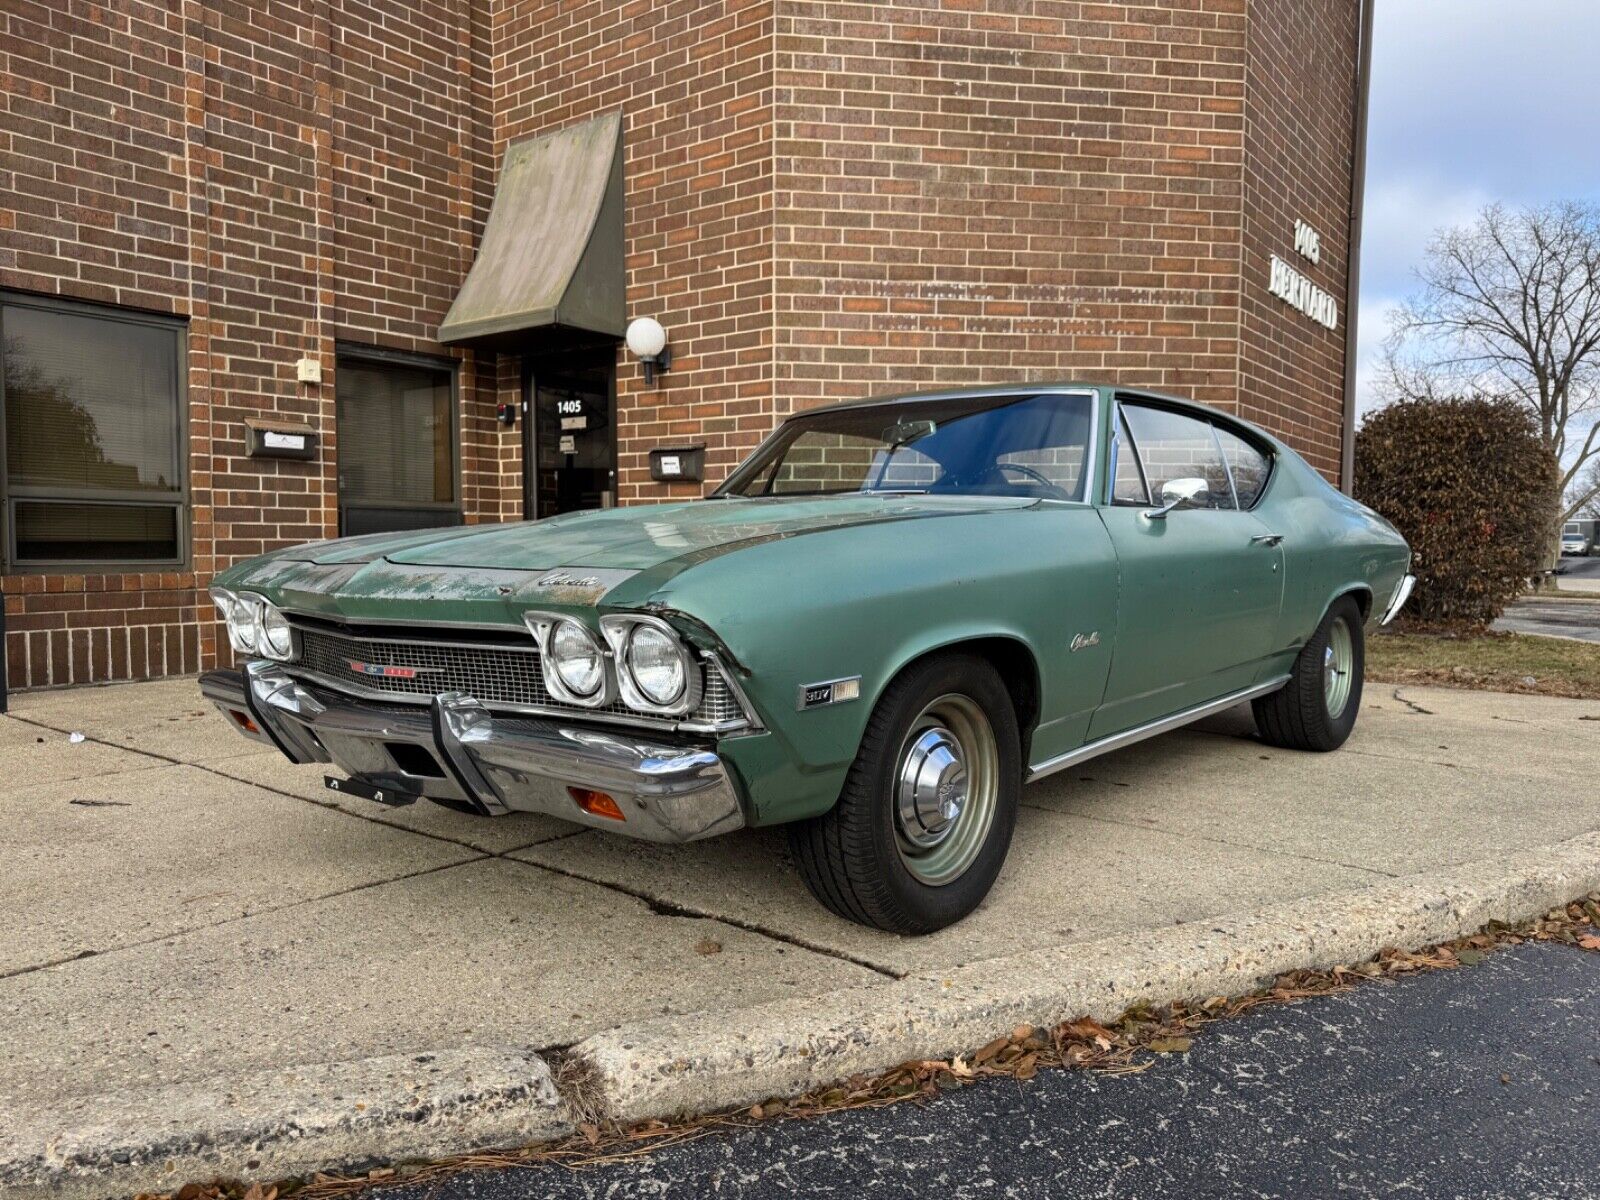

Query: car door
[[1089, 400, 1285, 738]]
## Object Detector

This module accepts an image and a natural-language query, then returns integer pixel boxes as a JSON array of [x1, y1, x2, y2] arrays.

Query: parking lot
[[4, 675, 1600, 1182]]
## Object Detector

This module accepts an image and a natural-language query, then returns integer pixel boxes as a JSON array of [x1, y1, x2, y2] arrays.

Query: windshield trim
[[713, 387, 1101, 503]]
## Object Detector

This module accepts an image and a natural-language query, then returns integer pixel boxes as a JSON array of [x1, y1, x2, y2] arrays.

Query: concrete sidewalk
[[3, 677, 1599, 1193]]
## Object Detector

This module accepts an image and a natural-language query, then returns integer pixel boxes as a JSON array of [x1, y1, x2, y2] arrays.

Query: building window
[[1, 294, 187, 568], [335, 348, 461, 536]]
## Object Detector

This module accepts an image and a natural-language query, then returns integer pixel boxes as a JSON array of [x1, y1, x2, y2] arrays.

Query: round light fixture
[[625, 316, 671, 385]]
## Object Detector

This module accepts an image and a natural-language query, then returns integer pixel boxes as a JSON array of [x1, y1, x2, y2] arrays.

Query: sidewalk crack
[[506, 855, 903, 980]]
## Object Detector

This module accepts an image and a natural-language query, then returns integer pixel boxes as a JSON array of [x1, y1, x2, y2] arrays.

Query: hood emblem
[[349, 660, 440, 680], [534, 570, 603, 589]]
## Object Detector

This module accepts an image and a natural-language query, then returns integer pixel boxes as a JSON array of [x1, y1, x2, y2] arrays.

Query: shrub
[[1354, 396, 1560, 627]]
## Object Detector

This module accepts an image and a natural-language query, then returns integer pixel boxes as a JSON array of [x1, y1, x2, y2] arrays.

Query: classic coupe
[[203, 385, 1413, 933]]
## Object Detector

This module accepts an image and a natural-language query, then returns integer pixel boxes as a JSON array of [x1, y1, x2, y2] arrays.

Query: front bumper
[[200, 662, 746, 842]]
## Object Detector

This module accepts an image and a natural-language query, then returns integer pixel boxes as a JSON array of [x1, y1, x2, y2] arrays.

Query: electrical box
[[296, 357, 323, 384], [649, 444, 705, 483]]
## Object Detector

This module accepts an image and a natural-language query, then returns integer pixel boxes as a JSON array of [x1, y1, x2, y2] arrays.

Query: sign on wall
[[1267, 218, 1339, 331]]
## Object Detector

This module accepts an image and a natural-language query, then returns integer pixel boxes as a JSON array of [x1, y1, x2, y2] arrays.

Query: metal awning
[[438, 111, 625, 352]]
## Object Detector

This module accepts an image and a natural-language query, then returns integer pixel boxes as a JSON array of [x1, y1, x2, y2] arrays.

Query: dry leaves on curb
[[139, 892, 1600, 1200]]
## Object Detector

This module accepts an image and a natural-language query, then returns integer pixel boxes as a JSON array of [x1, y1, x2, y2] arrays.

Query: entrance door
[[524, 355, 617, 520]]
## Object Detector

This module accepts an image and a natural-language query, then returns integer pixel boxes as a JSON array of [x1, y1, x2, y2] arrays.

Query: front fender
[[640, 506, 1120, 825]]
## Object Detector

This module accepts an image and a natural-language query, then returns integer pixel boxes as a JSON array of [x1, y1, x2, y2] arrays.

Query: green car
[[203, 385, 1412, 933]]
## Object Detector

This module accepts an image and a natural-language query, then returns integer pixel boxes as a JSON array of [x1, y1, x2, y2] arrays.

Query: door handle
[[1250, 533, 1284, 547]]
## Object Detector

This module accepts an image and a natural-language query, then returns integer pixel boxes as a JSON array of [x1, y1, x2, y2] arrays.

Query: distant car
[[1562, 532, 1589, 556], [202, 384, 1413, 933]]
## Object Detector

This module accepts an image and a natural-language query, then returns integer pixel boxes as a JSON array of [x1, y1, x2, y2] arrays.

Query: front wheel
[[789, 653, 1021, 934], [1252, 594, 1365, 752]]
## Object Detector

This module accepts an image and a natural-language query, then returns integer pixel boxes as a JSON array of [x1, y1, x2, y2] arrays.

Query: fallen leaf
[[973, 1036, 1010, 1065], [693, 937, 722, 956], [1457, 948, 1486, 966], [1147, 1036, 1193, 1054], [1577, 934, 1600, 951], [580, 1123, 601, 1145], [1011, 1024, 1034, 1041]]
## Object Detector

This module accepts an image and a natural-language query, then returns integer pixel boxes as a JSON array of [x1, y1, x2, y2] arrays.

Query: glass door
[[524, 354, 616, 520]]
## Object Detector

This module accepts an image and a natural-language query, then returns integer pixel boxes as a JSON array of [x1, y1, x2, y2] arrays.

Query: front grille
[[292, 624, 748, 729]]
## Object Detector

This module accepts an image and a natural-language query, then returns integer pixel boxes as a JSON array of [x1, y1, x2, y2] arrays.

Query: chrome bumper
[[1380, 573, 1416, 625], [199, 662, 746, 842]]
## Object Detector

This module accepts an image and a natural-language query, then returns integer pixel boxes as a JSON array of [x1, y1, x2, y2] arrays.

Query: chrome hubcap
[[896, 728, 968, 848], [893, 694, 998, 886], [1323, 617, 1354, 719]]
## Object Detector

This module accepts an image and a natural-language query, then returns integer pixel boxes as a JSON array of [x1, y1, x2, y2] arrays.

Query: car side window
[[1111, 410, 1150, 505], [1214, 426, 1271, 508], [1119, 403, 1236, 511]]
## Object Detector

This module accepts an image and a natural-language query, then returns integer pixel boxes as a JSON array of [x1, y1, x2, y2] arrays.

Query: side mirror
[[1144, 476, 1208, 520]]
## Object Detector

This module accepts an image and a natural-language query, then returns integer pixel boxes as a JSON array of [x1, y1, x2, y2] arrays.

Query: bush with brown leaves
[[1355, 396, 1560, 626]]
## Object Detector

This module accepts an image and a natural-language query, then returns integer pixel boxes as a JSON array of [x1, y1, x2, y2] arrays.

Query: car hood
[[223, 495, 1033, 613]]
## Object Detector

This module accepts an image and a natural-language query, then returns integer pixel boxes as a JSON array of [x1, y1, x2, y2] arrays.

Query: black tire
[[789, 653, 1021, 934], [1252, 594, 1365, 752]]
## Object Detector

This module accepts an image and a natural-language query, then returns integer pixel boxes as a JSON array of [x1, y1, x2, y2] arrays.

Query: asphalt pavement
[[1494, 591, 1600, 642], [399, 942, 1600, 1200]]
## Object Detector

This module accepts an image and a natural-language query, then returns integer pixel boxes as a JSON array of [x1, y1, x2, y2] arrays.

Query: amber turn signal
[[569, 787, 625, 821], [231, 709, 261, 735]]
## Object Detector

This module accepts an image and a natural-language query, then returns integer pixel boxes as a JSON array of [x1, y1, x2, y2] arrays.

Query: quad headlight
[[523, 611, 703, 717], [600, 615, 701, 717], [210, 588, 296, 662]]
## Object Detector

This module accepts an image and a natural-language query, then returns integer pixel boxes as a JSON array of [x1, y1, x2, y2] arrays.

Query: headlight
[[625, 625, 685, 705], [210, 588, 295, 661], [523, 612, 612, 707], [599, 615, 701, 716], [211, 588, 258, 655], [258, 600, 295, 661], [550, 620, 604, 697]]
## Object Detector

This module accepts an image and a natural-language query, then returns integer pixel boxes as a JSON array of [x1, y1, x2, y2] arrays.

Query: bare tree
[[1382, 202, 1600, 553]]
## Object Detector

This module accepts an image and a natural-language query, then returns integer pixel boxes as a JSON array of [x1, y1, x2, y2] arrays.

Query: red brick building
[[0, 0, 1369, 694]]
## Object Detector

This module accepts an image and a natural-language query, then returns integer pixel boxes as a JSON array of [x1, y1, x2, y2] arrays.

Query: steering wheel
[[988, 461, 1074, 501]]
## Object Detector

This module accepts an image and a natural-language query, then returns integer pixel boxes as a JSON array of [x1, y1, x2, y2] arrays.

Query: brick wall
[[1237, 0, 1358, 479], [773, 0, 1250, 415], [0, 0, 503, 690]]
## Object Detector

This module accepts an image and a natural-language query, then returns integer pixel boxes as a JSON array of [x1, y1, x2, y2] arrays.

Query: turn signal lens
[[569, 787, 625, 822]]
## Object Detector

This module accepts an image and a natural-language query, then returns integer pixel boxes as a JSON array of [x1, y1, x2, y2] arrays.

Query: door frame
[[521, 349, 619, 520]]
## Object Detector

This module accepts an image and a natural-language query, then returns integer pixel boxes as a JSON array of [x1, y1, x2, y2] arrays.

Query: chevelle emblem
[[534, 570, 602, 589], [1069, 631, 1101, 653], [349, 661, 438, 680]]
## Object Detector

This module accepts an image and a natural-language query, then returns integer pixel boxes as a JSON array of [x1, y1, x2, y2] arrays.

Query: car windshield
[[716, 391, 1094, 501]]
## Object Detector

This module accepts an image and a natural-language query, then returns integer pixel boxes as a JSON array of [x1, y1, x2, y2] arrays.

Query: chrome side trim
[[1027, 676, 1291, 782], [1380, 574, 1415, 626]]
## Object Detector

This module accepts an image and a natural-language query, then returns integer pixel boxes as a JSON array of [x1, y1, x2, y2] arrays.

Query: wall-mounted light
[[625, 317, 671, 386]]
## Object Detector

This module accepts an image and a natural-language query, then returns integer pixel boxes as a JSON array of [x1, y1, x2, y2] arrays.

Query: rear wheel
[[790, 653, 1021, 934], [1252, 595, 1365, 751]]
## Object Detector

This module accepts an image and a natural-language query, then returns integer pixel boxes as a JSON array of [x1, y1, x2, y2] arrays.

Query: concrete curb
[[0, 1045, 570, 1200], [5, 831, 1598, 1198], [574, 831, 1600, 1122]]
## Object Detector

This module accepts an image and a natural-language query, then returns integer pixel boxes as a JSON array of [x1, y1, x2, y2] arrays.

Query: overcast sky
[[1356, 0, 1600, 421]]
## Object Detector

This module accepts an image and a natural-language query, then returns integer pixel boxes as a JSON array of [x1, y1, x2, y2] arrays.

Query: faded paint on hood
[[286, 496, 1031, 572], [215, 495, 1036, 620]]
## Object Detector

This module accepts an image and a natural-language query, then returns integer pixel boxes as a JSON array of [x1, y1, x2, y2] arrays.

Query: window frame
[[1106, 393, 1275, 513], [334, 341, 463, 535], [0, 291, 190, 572]]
